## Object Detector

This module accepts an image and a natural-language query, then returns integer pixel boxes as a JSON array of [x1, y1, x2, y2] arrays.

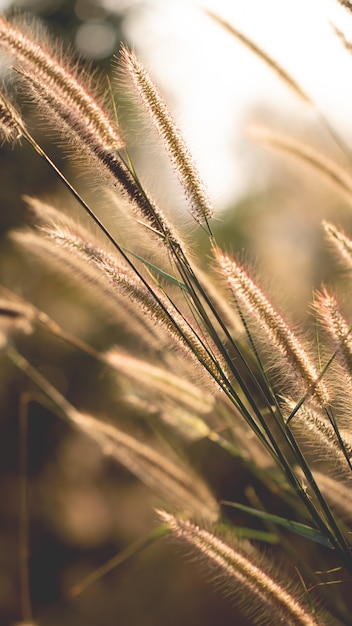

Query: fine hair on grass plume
[[2, 5, 352, 626]]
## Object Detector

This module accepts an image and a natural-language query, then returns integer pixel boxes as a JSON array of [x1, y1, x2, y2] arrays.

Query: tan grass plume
[[159, 511, 325, 626], [120, 45, 214, 226], [215, 249, 329, 406]]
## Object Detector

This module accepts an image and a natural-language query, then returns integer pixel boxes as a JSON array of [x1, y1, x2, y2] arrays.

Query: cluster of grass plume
[[2, 5, 352, 625]]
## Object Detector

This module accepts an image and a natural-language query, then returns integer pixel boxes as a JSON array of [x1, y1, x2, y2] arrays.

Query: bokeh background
[[1, 1, 352, 624]]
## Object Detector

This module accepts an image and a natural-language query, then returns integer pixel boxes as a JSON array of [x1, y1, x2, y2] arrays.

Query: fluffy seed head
[[215, 249, 329, 406], [120, 45, 214, 226], [0, 14, 124, 153], [159, 512, 324, 626], [323, 221, 352, 270], [315, 288, 352, 380], [0, 93, 23, 143], [68, 412, 219, 522]]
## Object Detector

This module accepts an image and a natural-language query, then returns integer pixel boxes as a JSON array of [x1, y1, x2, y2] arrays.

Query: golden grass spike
[[71, 413, 219, 522], [10, 228, 168, 352], [250, 127, 352, 206], [120, 45, 214, 226], [323, 221, 352, 270], [285, 398, 352, 478], [315, 288, 352, 381], [106, 348, 214, 415], [336, 0, 352, 13], [159, 511, 326, 626], [45, 224, 227, 387], [0, 13, 124, 153], [215, 249, 329, 406], [331, 24, 352, 54], [0, 91, 23, 143], [12, 226, 226, 388], [0, 16, 192, 250]]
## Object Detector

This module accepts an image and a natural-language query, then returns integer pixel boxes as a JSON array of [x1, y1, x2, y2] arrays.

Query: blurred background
[[1, 0, 352, 624]]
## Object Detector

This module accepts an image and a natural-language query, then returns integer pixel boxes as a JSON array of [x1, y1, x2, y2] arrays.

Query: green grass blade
[[222, 501, 334, 548], [69, 523, 170, 597]]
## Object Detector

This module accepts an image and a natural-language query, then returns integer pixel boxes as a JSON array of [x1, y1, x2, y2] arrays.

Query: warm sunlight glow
[[122, 0, 352, 207]]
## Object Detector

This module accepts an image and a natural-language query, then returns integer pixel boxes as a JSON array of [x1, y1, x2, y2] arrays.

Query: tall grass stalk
[[1, 7, 352, 625]]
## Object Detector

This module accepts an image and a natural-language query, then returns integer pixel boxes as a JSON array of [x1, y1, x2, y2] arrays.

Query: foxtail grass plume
[[206, 9, 350, 157], [0, 92, 23, 144], [0, 299, 34, 349], [120, 45, 214, 227], [285, 398, 352, 478], [315, 288, 352, 381], [323, 221, 352, 270], [10, 227, 167, 354], [106, 348, 214, 416], [331, 24, 352, 54], [17, 65, 184, 248], [159, 511, 325, 626], [0, 15, 181, 247], [43, 224, 228, 387], [215, 249, 329, 406], [70, 413, 219, 522], [12, 225, 227, 387], [250, 128, 352, 207], [0, 14, 124, 153]]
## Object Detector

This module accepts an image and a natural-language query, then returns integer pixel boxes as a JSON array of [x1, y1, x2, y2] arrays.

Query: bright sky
[[0, 0, 351, 209], [121, 0, 352, 208]]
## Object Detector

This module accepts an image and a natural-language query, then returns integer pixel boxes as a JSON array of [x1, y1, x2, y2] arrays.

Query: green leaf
[[121, 245, 189, 291], [222, 501, 334, 549]]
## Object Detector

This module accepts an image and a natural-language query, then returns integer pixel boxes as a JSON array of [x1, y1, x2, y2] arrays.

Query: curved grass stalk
[[159, 511, 330, 626], [119, 45, 214, 231], [6, 344, 219, 522], [250, 128, 352, 207], [205, 9, 351, 158]]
